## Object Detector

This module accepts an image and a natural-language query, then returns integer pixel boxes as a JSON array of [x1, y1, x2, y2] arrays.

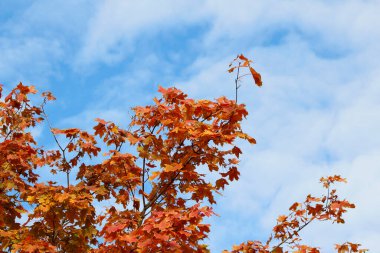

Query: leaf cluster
[[0, 57, 366, 252]]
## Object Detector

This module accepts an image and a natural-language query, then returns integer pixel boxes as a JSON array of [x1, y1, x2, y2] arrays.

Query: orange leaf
[[164, 163, 182, 172], [249, 67, 263, 86]]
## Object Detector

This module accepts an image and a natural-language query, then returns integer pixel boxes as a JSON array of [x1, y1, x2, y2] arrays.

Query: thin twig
[[41, 103, 70, 190], [235, 62, 241, 103]]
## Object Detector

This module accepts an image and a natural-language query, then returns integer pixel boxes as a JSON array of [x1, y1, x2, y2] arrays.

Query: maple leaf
[[42, 91, 56, 101], [149, 171, 160, 181], [250, 66, 263, 86], [163, 163, 182, 172], [106, 224, 125, 233]]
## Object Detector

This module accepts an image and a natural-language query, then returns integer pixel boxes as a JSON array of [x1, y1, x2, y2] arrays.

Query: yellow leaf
[[149, 171, 160, 181], [26, 196, 34, 202], [164, 163, 182, 172], [111, 125, 119, 133]]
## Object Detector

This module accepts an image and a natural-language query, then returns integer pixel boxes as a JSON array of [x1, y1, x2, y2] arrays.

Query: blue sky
[[1, 0, 380, 251]]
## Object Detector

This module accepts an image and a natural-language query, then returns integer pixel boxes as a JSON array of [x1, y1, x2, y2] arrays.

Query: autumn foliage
[[0, 55, 366, 252]]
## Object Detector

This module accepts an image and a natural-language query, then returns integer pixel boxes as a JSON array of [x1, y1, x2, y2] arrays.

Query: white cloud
[[0, 37, 63, 85], [2, 0, 379, 251], [201, 0, 380, 52], [0, 0, 96, 87], [75, 0, 208, 67], [161, 2, 379, 250], [6, 0, 97, 37]]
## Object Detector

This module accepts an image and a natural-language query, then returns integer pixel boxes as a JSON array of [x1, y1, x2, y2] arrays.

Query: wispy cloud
[[75, 0, 208, 68], [0, 37, 63, 85], [1, 0, 379, 252]]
